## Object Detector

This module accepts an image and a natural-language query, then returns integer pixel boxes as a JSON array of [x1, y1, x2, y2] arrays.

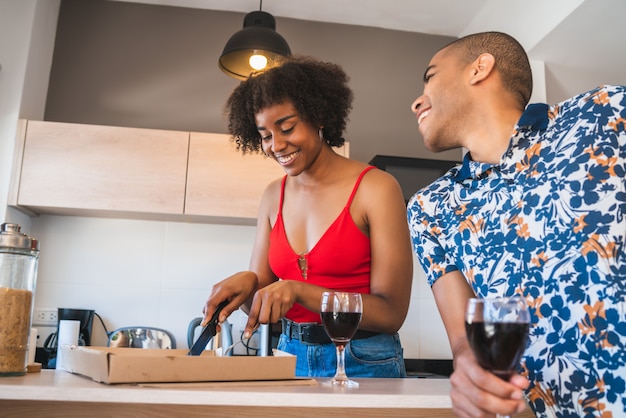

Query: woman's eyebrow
[[256, 114, 298, 130]]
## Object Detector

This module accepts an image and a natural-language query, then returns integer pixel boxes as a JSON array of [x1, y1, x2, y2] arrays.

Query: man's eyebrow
[[256, 114, 298, 131], [423, 65, 435, 82]]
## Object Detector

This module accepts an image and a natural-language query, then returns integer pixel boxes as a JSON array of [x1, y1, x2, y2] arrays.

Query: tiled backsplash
[[28, 215, 451, 360]]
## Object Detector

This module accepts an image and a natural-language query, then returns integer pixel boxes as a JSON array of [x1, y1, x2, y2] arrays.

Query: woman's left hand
[[244, 280, 298, 337]]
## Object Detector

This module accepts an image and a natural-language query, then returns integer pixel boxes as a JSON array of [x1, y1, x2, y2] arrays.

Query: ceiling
[[114, 0, 625, 102]]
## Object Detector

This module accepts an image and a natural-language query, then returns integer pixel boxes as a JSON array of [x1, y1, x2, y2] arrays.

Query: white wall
[[0, 0, 36, 224], [1, 0, 59, 226], [28, 215, 452, 359]]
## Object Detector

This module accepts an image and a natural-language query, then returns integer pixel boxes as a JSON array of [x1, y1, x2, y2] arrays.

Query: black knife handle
[[187, 300, 229, 356]]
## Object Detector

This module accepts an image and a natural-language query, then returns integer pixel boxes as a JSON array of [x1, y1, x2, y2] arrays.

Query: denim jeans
[[277, 332, 406, 378]]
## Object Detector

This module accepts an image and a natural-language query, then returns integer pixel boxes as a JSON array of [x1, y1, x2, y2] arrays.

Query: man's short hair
[[445, 31, 533, 109]]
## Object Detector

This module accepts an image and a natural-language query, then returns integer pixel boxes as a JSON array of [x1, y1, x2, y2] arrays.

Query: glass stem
[[334, 344, 348, 381]]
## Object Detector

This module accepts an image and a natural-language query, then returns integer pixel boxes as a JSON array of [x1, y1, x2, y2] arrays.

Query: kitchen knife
[[187, 300, 229, 356]]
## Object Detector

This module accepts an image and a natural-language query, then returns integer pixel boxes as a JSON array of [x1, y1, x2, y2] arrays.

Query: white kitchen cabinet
[[10, 120, 349, 223], [185, 132, 284, 222], [11, 120, 189, 219], [185, 133, 349, 223]]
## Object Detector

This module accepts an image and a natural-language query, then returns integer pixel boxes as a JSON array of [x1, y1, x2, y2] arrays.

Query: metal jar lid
[[0, 223, 39, 252]]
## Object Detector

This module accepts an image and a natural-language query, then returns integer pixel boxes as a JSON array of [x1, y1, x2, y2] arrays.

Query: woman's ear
[[469, 53, 495, 85]]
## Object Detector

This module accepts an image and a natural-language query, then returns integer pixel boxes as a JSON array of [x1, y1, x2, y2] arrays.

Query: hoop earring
[[318, 128, 324, 142]]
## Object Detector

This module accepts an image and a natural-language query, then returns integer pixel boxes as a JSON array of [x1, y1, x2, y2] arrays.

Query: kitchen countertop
[[0, 370, 536, 417], [1, 370, 455, 417]]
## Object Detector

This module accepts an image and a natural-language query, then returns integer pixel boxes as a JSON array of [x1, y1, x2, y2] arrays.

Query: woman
[[203, 56, 413, 377]]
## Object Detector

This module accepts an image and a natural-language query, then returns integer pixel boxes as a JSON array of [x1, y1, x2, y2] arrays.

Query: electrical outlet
[[33, 309, 58, 326]]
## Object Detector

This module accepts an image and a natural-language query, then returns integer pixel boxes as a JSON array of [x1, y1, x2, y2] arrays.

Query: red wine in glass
[[320, 291, 363, 387], [320, 312, 361, 343], [465, 321, 529, 380], [465, 297, 530, 418]]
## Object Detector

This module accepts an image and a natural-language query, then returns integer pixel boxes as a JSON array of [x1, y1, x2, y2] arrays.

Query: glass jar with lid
[[0, 223, 40, 376]]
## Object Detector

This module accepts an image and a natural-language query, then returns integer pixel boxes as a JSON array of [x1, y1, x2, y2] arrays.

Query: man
[[408, 31, 626, 417]]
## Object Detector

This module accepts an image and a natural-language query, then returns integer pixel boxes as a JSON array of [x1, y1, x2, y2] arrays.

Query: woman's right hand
[[202, 271, 259, 326]]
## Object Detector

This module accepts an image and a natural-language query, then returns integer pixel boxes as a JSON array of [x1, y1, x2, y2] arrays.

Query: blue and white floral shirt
[[408, 85, 626, 417]]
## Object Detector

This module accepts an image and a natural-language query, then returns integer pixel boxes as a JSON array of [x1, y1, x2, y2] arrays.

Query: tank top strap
[[278, 175, 288, 213], [279, 167, 375, 212], [346, 166, 376, 207]]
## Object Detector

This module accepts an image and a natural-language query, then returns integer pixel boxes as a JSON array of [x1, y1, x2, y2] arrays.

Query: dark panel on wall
[[45, 0, 461, 163], [46, 0, 240, 133]]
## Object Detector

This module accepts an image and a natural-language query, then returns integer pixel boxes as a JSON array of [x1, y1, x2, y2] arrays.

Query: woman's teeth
[[277, 151, 300, 164]]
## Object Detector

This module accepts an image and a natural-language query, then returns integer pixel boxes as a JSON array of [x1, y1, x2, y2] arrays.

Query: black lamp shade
[[219, 11, 291, 80]]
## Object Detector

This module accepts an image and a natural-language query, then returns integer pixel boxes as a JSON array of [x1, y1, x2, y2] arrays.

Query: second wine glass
[[320, 291, 363, 388], [465, 296, 530, 418]]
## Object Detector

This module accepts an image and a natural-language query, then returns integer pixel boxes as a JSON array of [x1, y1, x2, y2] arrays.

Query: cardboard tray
[[60, 346, 296, 384]]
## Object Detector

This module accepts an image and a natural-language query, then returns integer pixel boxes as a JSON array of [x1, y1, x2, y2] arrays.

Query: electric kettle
[[0, 223, 39, 376]]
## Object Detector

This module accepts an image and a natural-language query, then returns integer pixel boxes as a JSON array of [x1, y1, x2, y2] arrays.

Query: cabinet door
[[16, 121, 189, 216], [185, 133, 350, 222], [185, 132, 284, 221]]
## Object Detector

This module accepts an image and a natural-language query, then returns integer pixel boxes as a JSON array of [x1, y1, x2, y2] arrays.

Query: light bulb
[[249, 54, 268, 70]]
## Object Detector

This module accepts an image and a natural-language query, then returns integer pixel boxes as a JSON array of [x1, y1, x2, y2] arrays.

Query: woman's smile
[[275, 150, 301, 165]]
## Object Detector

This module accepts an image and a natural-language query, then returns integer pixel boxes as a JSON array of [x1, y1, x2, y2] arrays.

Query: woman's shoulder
[[360, 163, 402, 190], [337, 161, 404, 204], [328, 158, 399, 192], [257, 176, 284, 217]]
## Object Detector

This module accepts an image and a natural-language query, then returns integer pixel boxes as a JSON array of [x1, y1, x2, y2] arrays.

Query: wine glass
[[465, 297, 530, 418], [320, 291, 363, 388]]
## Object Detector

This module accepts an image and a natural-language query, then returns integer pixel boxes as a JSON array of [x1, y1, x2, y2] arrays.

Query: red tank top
[[269, 166, 375, 323]]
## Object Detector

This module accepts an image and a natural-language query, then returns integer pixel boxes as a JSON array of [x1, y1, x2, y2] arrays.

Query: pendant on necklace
[[298, 253, 308, 280]]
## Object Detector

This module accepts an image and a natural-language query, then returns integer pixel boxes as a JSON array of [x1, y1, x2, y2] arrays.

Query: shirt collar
[[517, 103, 549, 131], [452, 103, 550, 181], [453, 152, 494, 181]]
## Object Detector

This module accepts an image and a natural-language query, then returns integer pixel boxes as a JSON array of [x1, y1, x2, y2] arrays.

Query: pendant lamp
[[218, 1, 291, 80]]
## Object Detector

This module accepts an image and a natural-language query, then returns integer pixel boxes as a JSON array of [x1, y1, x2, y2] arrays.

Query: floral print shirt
[[408, 85, 626, 417]]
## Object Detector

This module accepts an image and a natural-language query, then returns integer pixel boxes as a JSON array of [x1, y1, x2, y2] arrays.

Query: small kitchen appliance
[[42, 308, 95, 369]]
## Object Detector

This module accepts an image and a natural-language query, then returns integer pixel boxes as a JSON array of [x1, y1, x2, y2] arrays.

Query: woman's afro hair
[[225, 55, 354, 154]]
